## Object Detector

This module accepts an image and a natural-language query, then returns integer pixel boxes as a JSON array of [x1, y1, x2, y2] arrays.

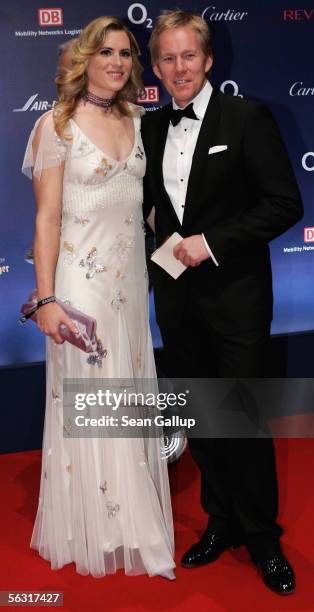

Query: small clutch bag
[[20, 289, 98, 353]]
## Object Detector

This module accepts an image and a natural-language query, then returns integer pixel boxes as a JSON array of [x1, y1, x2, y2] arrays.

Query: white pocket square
[[208, 145, 228, 155]]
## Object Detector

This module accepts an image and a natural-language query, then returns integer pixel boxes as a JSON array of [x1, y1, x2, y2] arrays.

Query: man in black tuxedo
[[141, 10, 303, 594]]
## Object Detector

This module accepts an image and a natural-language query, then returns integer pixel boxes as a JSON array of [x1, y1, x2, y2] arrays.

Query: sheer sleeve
[[135, 104, 145, 118], [127, 102, 145, 120], [21, 110, 70, 180], [129, 104, 145, 136]]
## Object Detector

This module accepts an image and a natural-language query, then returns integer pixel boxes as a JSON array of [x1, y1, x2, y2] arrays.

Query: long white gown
[[22, 107, 175, 578]]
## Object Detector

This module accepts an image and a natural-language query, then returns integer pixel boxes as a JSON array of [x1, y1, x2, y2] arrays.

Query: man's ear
[[152, 63, 162, 80], [205, 55, 213, 73]]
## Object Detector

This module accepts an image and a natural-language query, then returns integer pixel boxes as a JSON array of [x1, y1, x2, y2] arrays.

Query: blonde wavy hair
[[54, 16, 142, 137]]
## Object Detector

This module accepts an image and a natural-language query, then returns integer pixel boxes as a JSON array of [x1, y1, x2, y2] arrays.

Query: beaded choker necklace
[[83, 91, 115, 109]]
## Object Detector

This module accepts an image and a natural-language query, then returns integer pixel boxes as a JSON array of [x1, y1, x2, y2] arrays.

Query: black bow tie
[[170, 103, 198, 127]]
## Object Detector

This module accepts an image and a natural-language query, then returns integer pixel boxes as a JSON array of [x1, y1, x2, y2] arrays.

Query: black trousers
[[160, 308, 283, 562]]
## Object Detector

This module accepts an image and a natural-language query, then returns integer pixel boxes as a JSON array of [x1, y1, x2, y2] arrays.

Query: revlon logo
[[283, 9, 314, 20]]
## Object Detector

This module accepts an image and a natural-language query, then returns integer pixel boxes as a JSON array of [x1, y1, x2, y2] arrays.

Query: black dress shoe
[[181, 531, 231, 568], [257, 553, 296, 595]]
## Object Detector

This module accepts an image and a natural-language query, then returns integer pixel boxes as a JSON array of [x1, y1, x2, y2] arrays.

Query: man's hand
[[173, 235, 210, 267]]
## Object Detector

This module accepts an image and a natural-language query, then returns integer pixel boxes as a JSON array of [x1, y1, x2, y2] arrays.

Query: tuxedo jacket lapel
[[153, 105, 181, 228], [183, 89, 223, 228]]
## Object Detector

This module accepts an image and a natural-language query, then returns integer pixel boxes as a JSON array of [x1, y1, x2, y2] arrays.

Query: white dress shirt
[[162, 80, 218, 266]]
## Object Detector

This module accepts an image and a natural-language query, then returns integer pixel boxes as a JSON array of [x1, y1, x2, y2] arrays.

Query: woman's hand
[[36, 302, 78, 344]]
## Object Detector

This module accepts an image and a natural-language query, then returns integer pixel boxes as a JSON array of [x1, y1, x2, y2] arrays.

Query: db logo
[[137, 86, 159, 103], [304, 227, 314, 243], [38, 8, 63, 26]]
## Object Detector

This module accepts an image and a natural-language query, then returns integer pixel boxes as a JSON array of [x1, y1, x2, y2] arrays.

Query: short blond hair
[[149, 10, 213, 64]]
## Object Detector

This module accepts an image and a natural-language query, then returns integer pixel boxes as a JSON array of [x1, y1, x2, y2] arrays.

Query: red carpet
[[1, 440, 314, 611]]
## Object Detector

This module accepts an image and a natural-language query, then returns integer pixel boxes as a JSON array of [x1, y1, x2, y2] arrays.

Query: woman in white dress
[[22, 16, 175, 579]]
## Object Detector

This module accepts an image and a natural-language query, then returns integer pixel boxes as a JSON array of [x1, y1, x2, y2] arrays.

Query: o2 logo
[[302, 152, 314, 172], [220, 80, 243, 98], [128, 3, 153, 29]]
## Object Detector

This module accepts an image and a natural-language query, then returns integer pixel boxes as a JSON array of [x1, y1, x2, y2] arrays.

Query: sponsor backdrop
[[0, 0, 313, 366]]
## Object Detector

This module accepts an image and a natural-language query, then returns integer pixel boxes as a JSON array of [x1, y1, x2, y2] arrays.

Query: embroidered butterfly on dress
[[110, 234, 135, 262], [87, 338, 108, 367], [63, 241, 77, 265], [111, 290, 127, 312], [106, 501, 120, 519], [75, 215, 90, 226], [135, 145, 144, 160], [79, 247, 107, 279], [94, 157, 113, 177]]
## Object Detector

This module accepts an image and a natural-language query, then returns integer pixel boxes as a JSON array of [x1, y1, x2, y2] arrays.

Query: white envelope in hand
[[151, 232, 187, 279], [208, 145, 228, 155]]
